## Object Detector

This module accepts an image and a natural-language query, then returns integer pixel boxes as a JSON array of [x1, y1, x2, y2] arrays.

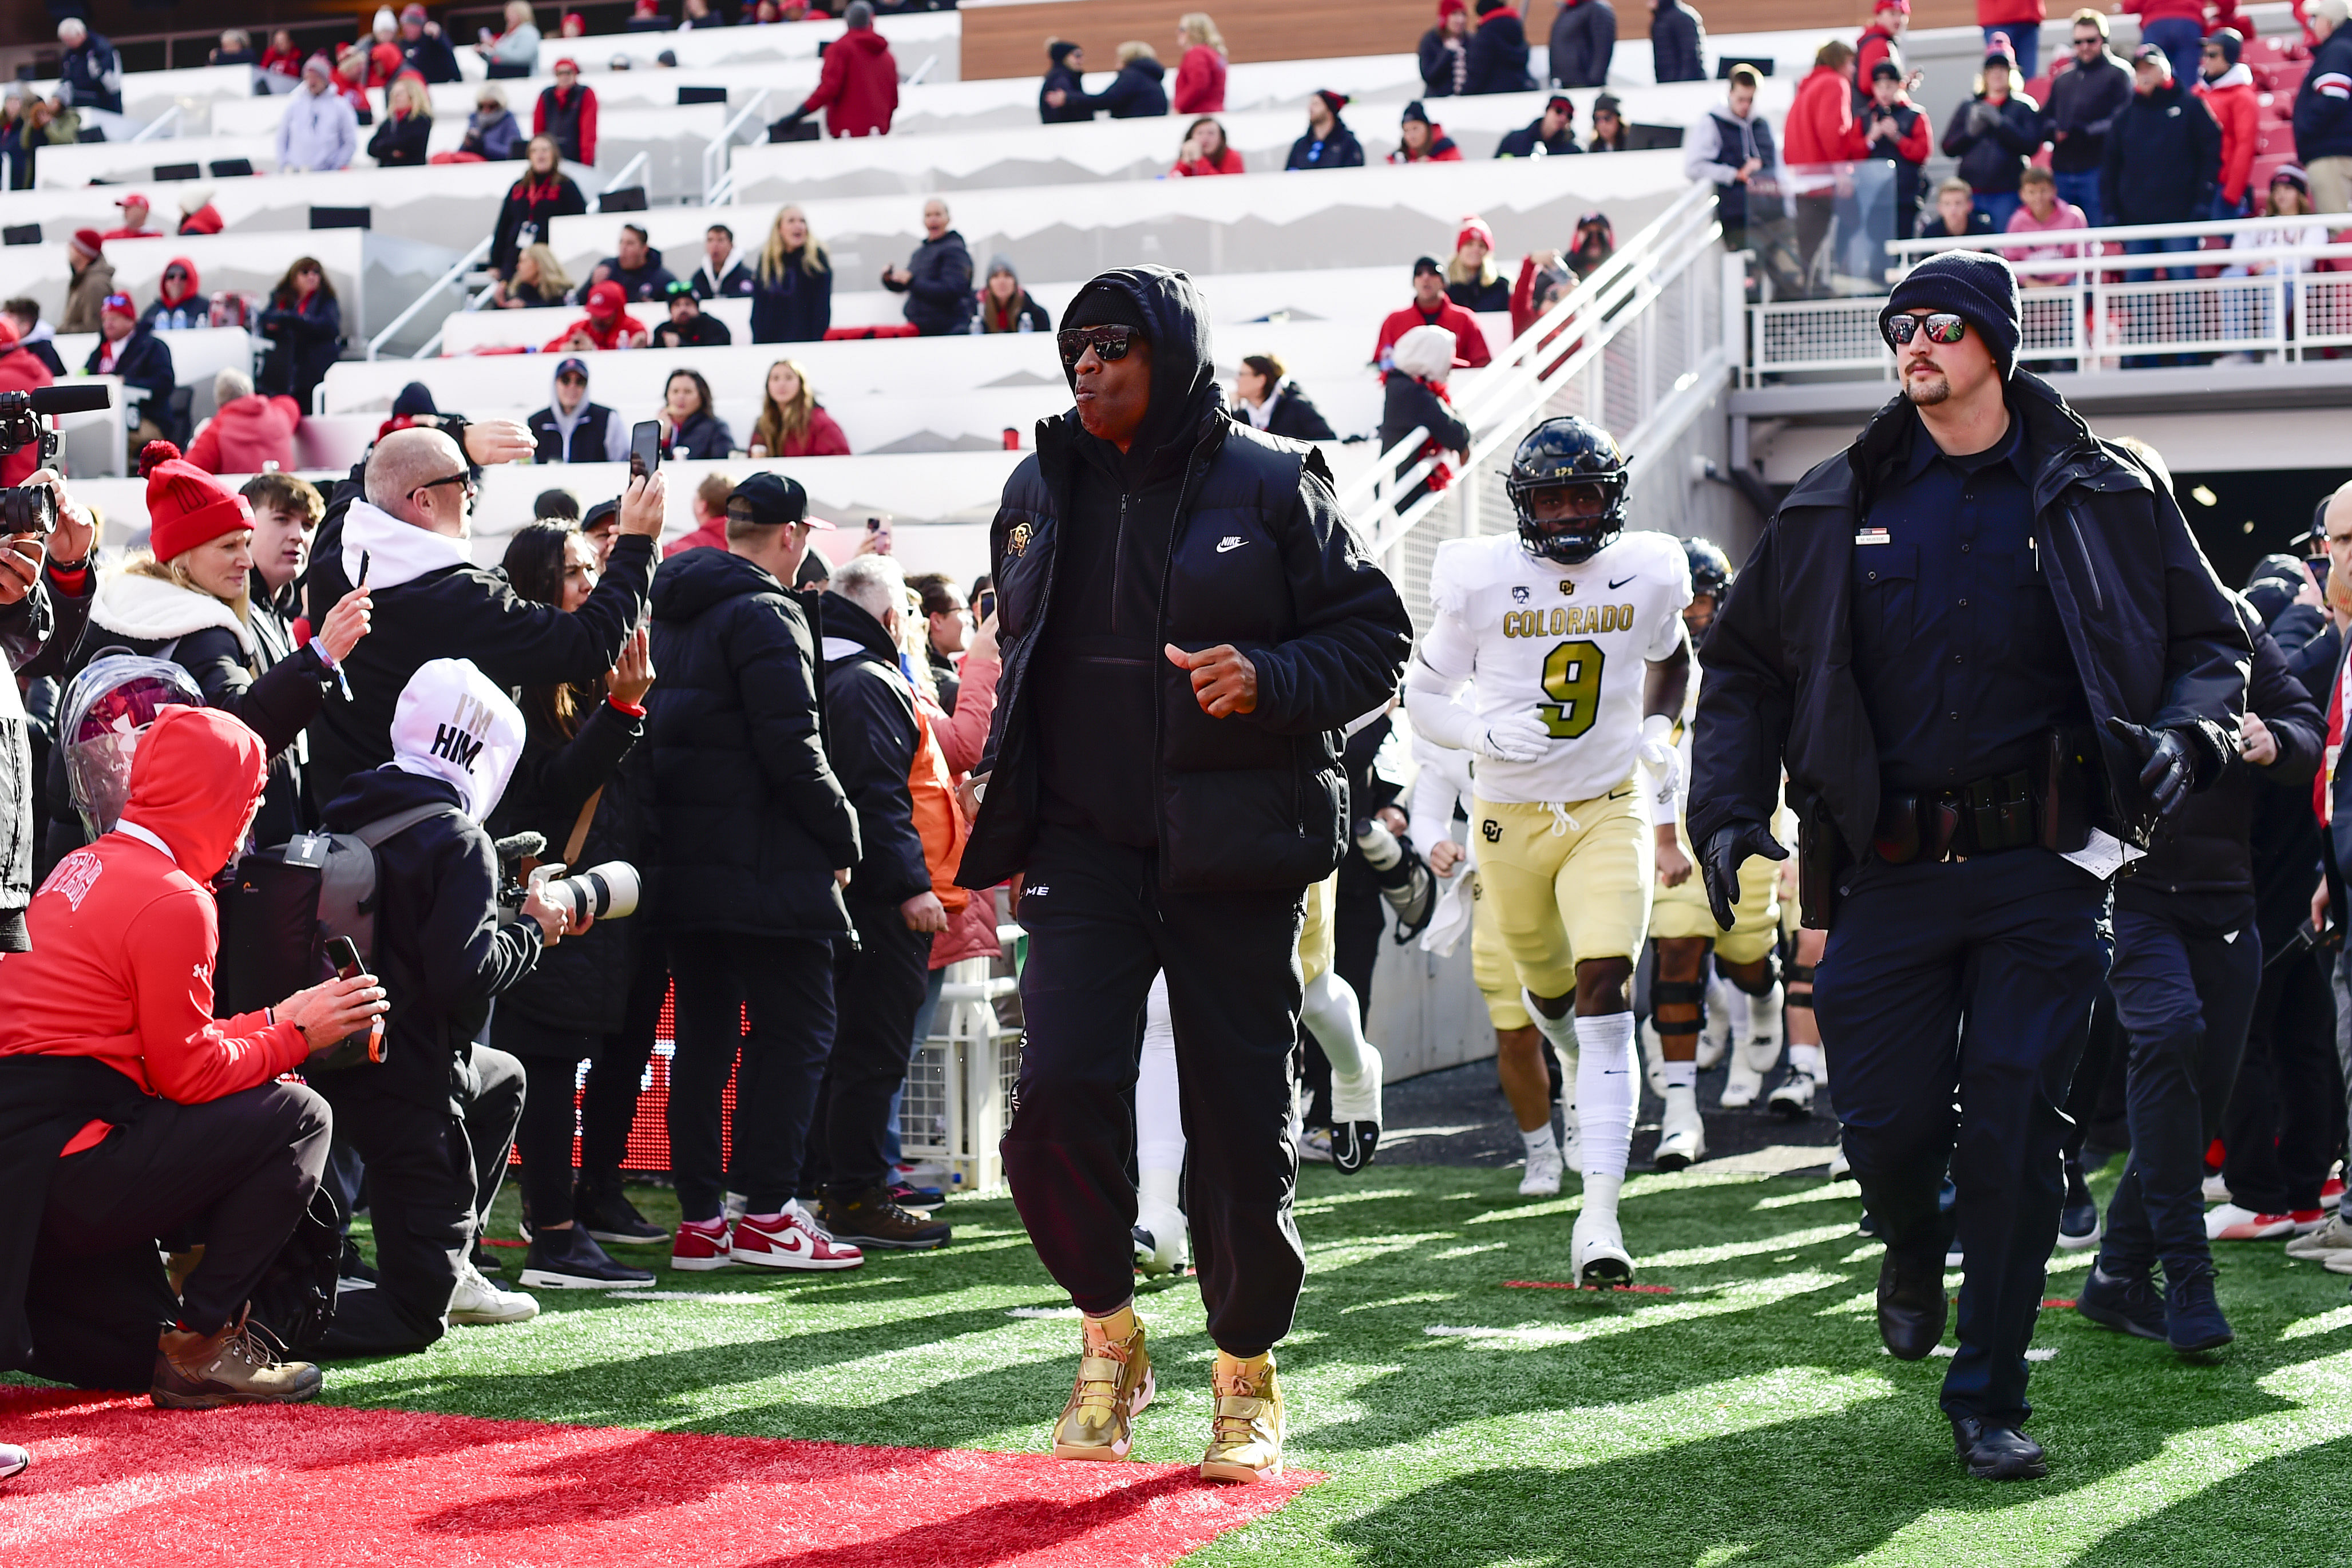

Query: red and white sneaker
[[2290, 1209, 2331, 1235], [2321, 1177, 2345, 1206], [671, 1217, 735, 1272], [2205, 1203, 2298, 1241], [732, 1202, 865, 1271]]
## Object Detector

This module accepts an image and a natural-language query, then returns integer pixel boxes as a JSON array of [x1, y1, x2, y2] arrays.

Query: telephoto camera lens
[[548, 860, 640, 922]]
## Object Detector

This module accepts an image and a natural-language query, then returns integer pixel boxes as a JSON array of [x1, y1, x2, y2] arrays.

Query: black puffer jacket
[[2101, 77, 2221, 226], [1071, 56, 1169, 118], [960, 266, 1413, 895], [1466, 6, 1534, 94], [818, 589, 929, 912], [644, 546, 860, 937], [1693, 372, 2249, 888], [1041, 58, 1091, 122], [1942, 92, 2042, 195], [1550, 0, 1616, 88], [2119, 607, 2321, 923], [486, 694, 646, 1044], [0, 572, 90, 951], [1255, 382, 1338, 442], [663, 407, 734, 461], [886, 228, 975, 336], [317, 765, 541, 1115]]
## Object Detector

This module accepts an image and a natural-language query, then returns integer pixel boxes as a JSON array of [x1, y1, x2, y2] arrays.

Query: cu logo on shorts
[[1482, 819, 1502, 843]]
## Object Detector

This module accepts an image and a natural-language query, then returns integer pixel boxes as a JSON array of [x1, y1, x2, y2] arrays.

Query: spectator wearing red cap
[[534, 58, 599, 164], [187, 367, 304, 477], [1420, 1, 1471, 97], [560, 10, 588, 37], [1858, 0, 1910, 88], [87, 294, 176, 458], [1496, 92, 1577, 155], [1375, 256, 1494, 372], [1287, 90, 1365, 167], [46, 442, 370, 858], [1389, 100, 1463, 163], [0, 314, 55, 489], [489, 136, 588, 280], [772, 2, 898, 138], [1978, 0, 2046, 76], [61, 231, 113, 335], [101, 193, 161, 243], [545, 280, 651, 352], [1550, 0, 1617, 88], [1446, 216, 1510, 311]]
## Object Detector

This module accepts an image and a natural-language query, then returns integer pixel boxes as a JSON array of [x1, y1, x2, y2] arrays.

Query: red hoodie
[[179, 203, 224, 237], [544, 280, 648, 351], [186, 392, 303, 475], [1785, 62, 1870, 165], [802, 25, 898, 138], [0, 707, 307, 1151], [1857, 22, 1902, 86], [2196, 64, 2259, 205], [0, 323, 55, 489], [1375, 298, 1492, 370], [1174, 44, 1226, 113]]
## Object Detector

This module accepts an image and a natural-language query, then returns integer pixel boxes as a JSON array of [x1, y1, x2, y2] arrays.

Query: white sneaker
[[2207, 1202, 2296, 1241], [450, 1259, 540, 1325], [1329, 1040, 1384, 1175], [1720, 1055, 1765, 1108], [1826, 1141, 1852, 1182], [2285, 1212, 2352, 1261], [1697, 971, 1737, 1070], [1572, 1209, 1634, 1285], [2200, 1172, 2232, 1205], [1767, 1071, 1818, 1119], [1134, 1197, 1190, 1276], [1519, 1143, 1565, 1197], [1654, 1085, 1706, 1171], [1640, 1019, 1669, 1097]]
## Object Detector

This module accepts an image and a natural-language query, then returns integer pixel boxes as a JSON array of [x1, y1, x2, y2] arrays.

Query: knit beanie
[[1063, 282, 1151, 338], [2210, 26, 2242, 65], [1879, 250, 2021, 380], [1313, 89, 1349, 118], [1049, 39, 1079, 67], [1457, 214, 1496, 254], [141, 441, 255, 563], [1401, 98, 1432, 125]]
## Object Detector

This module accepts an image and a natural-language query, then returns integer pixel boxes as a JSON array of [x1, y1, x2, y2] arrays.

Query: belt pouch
[[1799, 807, 1847, 928], [1871, 793, 1921, 866], [2032, 727, 2094, 853]]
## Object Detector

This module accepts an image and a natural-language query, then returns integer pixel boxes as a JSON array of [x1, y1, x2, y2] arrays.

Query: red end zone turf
[[0, 1387, 1317, 1567]]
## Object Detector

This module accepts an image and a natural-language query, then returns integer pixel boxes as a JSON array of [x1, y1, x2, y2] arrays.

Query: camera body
[[0, 385, 114, 534]]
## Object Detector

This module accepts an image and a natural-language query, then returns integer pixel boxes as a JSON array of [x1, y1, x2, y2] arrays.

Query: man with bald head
[[303, 419, 664, 806]]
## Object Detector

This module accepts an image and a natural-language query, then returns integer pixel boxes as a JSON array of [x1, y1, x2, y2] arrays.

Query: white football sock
[[1748, 982, 1785, 1048], [1522, 1122, 1559, 1162], [1574, 1012, 1637, 1206], [1789, 1043, 1827, 1083], [1302, 968, 1368, 1082], [1523, 987, 1579, 1058], [1661, 1058, 1697, 1092]]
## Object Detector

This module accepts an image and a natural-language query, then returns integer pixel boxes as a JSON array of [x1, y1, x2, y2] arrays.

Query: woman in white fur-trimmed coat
[[43, 442, 370, 864]]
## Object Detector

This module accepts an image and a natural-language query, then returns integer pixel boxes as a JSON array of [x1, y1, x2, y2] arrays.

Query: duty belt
[[1871, 768, 2038, 865]]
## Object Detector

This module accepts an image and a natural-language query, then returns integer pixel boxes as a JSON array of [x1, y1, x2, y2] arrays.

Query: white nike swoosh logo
[[1217, 540, 1245, 553]]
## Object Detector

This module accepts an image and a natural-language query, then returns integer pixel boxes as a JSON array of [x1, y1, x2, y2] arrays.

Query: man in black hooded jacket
[[959, 265, 1412, 1484], [1692, 251, 2247, 1482]]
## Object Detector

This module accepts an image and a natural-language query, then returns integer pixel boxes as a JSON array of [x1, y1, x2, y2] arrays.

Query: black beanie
[[1049, 39, 1079, 67], [1063, 282, 1152, 338], [1879, 250, 2021, 380]]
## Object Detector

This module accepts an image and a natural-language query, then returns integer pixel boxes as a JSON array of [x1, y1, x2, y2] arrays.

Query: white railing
[[1748, 215, 2352, 381], [700, 89, 770, 207], [367, 234, 493, 362], [129, 104, 182, 142], [599, 149, 651, 201]]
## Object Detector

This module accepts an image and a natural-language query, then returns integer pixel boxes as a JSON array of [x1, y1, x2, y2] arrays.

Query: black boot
[[1876, 1249, 1947, 1360], [2076, 1260, 2165, 1340], [575, 1174, 669, 1247], [1951, 1416, 2047, 1480], [821, 1185, 951, 1250], [518, 1225, 655, 1289], [2163, 1266, 2234, 1354]]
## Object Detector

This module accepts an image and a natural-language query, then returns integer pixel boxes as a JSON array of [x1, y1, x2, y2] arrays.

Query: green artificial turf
[[316, 1158, 2352, 1567]]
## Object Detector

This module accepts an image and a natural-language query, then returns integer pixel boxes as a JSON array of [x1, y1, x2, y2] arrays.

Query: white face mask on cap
[[387, 657, 526, 821]]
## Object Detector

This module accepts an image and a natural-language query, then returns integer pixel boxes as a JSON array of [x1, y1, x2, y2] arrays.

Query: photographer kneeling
[[0, 704, 385, 1405], [310, 658, 572, 1355]]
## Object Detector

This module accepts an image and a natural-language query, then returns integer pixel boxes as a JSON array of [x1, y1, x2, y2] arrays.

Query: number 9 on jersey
[[1539, 639, 1604, 739]]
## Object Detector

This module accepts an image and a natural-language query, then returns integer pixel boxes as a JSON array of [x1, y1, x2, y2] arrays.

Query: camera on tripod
[[0, 384, 116, 533]]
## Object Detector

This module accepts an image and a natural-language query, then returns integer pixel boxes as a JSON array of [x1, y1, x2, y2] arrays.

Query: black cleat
[[1328, 1120, 1380, 1175]]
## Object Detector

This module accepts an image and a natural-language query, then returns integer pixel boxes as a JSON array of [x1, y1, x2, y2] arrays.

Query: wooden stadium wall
[[957, 0, 1985, 82]]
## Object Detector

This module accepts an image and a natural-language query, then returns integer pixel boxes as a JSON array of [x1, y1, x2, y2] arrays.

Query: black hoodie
[[819, 589, 929, 911], [961, 266, 1414, 894]]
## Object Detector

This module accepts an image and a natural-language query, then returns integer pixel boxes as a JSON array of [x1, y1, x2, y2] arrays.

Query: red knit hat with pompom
[[141, 440, 254, 563]]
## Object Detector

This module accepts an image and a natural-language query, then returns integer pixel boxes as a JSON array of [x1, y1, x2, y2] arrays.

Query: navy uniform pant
[[1814, 848, 2108, 1427], [2102, 901, 2262, 1280], [1001, 823, 1306, 1359]]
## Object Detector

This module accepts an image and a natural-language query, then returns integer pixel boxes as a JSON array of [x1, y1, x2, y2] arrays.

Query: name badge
[[1854, 526, 1892, 546]]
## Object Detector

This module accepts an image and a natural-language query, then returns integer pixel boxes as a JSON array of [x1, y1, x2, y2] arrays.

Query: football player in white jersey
[[1403, 416, 1692, 1284]]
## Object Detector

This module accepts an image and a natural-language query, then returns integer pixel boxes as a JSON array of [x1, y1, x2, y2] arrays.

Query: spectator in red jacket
[[664, 471, 738, 558], [774, 1, 898, 138], [544, 280, 649, 352], [0, 702, 384, 1401], [1786, 39, 1870, 292], [1858, 0, 1911, 87], [101, 192, 162, 241], [259, 28, 304, 82], [186, 368, 302, 476], [1978, 0, 2046, 75], [1171, 115, 1246, 175], [749, 359, 852, 457], [533, 59, 599, 165], [1375, 256, 1493, 371], [1389, 99, 1464, 161], [1862, 60, 1935, 235], [1173, 13, 1227, 113], [2196, 28, 2259, 217]]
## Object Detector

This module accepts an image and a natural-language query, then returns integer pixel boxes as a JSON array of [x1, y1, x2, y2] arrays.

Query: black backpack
[[245, 1185, 345, 1357]]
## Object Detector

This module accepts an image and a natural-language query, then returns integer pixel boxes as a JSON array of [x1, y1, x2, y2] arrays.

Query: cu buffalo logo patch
[[1006, 522, 1031, 558], [1482, 819, 1502, 843]]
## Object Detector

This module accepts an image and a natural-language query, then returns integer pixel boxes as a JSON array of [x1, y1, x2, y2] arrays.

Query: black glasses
[[1057, 324, 1140, 369], [411, 471, 476, 502], [2073, 34, 2102, 47], [1884, 312, 1968, 347]]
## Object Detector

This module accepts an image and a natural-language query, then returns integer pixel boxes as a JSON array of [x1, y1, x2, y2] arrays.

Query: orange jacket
[[908, 693, 969, 916]]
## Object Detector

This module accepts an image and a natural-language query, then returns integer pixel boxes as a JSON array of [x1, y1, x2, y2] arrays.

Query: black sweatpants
[[579, 941, 671, 1183], [311, 1045, 525, 1357], [517, 1052, 585, 1225], [668, 931, 834, 1221], [26, 1080, 331, 1388], [1813, 849, 2107, 1428], [1003, 824, 1306, 1359], [2224, 946, 2344, 1214], [2104, 901, 2262, 1278], [807, 896, 931, 1196]]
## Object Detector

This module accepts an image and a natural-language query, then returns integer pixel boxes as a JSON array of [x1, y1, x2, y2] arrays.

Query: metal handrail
[[905, 52, 937, 87], [701, 88, 770, 205], [366, 233, 493, 361], [1340, 181, 1724, 553], [1891, 210, 2352, 266], [129, 103, 181, 142], [599, 149, 650, 197]]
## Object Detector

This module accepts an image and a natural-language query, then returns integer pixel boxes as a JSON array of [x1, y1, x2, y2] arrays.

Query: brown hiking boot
[[151, 1310, 323, 1409], [821, 1185, 951, 1250]]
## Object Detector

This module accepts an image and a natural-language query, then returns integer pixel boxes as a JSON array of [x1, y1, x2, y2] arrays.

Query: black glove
[[1700, 821, 1789, 931], [2105, 716, 2195, 821]]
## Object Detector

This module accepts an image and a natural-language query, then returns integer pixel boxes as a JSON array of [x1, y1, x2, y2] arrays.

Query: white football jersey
[[1418, 528, 1693, 806]]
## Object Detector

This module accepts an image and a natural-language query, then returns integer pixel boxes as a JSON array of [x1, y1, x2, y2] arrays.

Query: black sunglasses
[[1884, 312, 1969, 347], [411, 470, 476, 501], [1057, 324, 1140, 369]]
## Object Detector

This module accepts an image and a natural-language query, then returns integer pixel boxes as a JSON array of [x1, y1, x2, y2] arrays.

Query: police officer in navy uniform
[[1690, 250, 2248, 1482]]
